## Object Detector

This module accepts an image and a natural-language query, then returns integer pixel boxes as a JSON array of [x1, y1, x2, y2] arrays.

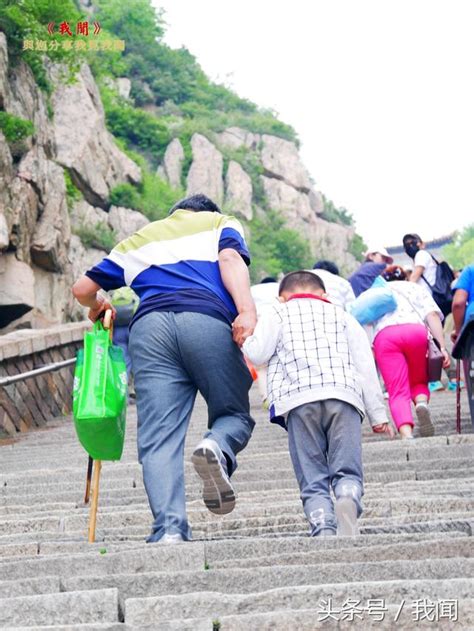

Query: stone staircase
[[0, 387, 473, 629]]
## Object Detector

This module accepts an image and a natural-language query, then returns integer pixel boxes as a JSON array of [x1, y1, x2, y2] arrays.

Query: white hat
[[364, 245, 394, 264]]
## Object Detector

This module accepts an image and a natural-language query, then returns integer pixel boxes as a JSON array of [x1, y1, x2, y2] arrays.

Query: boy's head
[[279, 270, 326, 301]]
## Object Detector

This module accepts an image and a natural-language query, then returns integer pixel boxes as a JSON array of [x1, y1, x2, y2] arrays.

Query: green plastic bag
[[73, 320, 128, 460]]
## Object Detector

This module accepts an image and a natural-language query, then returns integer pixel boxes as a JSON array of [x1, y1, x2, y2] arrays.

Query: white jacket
[[243, 296, 388, 427]]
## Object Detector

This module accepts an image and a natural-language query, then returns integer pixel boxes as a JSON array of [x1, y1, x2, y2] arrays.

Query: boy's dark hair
[[260, 276, 277, 284], [313, 259, 339, 276], [169, 194, 222, 215], [279, 270, 326, 295], [402, 233, 422, 246]]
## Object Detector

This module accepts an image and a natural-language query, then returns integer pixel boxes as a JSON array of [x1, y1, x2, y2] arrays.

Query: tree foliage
[[442, 224, 474, 270]]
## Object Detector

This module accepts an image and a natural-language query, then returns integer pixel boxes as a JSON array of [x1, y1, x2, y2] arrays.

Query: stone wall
[[0, 322, 90, 436]]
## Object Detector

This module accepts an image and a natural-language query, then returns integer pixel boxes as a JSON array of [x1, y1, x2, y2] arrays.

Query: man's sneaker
[[158, 533, 185, 544], [428, 380, 445, 392], [415, 401, 435, 437], [192, 439, 236, 515], [335, 497, 359, 536]]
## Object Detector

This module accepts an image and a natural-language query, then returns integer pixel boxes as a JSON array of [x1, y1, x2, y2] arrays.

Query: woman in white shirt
[[372, 265, 450, 439]]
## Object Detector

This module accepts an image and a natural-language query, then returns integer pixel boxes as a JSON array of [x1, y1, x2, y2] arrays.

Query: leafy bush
[[74, 222, 117, 252], [320, 196, 354, 226], [0, 0, 85, 92], [109, 151, 185, 222], [248, 210, 313, 282], [103, 94, 171, 162], [109, 183, 140, 210], [442, 224, 474, 269], [348, 233, 367, 262], [64, 169, 82, 209], [0, 112, 34, 143]]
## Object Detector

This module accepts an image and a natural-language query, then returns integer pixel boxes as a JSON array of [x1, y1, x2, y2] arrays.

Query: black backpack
[[422, 254, 455, 317]]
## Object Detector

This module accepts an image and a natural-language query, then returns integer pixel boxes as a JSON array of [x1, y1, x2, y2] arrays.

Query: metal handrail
[[0, 358, 76, 387]]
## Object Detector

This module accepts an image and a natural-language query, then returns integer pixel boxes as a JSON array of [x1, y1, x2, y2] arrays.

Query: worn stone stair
[[0, 387, 472, 629]]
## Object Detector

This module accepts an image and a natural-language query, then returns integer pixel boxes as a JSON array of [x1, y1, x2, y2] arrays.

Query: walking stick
[[456, 359, 462, 434], [87, 309, 112, 543], [84, 455, 93, 504]]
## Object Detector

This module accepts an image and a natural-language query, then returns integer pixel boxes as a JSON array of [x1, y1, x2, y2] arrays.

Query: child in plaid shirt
[[243, 271, 394, 536]]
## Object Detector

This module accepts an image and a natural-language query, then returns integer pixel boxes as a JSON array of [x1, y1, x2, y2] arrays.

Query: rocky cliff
[[0, 31, 358, 332]]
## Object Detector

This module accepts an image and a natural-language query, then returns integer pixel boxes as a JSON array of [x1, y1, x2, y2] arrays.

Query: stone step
[[194, 600, 474, 630], [123, 578, 474, 625], [0, 588, 119, 627], [0, 530, 462, 562], [0, 576, 60, 599], [62, 557, 474, 607], [0, 544, 205, 582]]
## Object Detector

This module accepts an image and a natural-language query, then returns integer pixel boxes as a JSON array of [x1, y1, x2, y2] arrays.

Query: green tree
[[442, 224, 474, 269]]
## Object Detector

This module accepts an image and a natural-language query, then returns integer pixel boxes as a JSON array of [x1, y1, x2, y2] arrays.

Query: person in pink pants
[[372, 266, 450, 439]]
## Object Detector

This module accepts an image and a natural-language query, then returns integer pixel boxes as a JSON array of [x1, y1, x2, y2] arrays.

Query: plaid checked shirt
[[243, 295, 388, 427]]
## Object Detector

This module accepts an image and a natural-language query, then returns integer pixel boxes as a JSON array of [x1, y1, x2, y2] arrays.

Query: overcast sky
[[154, 0, 473, 247]]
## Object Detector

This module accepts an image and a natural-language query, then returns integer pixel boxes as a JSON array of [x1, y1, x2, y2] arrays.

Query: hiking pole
[[456, 359, 462, 434], [87, 309, 112, 542], [88, 459, 102, 543], [84, 455, 93, 504]]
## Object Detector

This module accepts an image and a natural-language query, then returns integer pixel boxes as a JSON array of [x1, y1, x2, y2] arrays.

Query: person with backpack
[[110, 287, 139, 380], [402, 233, 455, 318]]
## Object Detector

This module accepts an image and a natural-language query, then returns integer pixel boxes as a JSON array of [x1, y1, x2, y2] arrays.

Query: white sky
[[153, 0, 473, 246]]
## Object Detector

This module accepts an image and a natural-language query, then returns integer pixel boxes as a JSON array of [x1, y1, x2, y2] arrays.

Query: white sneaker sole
[[192, 446, 236, 515], [335, 498, 359, 536], [416, 404, 434, 437]]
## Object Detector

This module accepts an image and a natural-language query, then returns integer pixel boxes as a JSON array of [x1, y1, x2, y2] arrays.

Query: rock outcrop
[[225, 161, 253, 220], [156, 138, 184, 189], [51, 64, 141, 209], [186, 133, 224, 204], [0, 33, 144, 331]]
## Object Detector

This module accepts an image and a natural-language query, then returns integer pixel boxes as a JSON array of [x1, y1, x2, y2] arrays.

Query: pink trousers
[[373, 323, 429, 430]]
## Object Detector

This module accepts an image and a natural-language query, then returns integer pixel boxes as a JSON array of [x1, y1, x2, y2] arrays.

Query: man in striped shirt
[[72, 194, 256, 543]]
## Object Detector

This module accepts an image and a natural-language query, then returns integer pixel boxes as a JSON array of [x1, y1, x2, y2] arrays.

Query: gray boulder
[[186, 134, 223, 204], [225, 161, 253, 220], [261, 176, 313, 223], [218, 127, 260, 150], [51, 64, 141, 209], [18, 147, 70, 273], [158, 138, 185, 189], [261, 135, 311, 192], [0, 254, 35, 328], [108, 205, 149, 242]]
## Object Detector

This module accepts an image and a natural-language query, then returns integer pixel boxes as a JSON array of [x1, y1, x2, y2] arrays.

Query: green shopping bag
[[73, 320, 128, 461]]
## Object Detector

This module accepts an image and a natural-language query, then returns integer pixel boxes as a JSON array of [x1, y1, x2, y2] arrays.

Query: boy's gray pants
[[287, 399, 364, 536]]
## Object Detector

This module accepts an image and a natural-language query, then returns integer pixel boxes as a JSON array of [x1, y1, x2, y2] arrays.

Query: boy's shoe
[[428, 380, 445, 392], [192, 439, 235, 515], [335, 497, 359, 536], [415, 402, 434, 437]]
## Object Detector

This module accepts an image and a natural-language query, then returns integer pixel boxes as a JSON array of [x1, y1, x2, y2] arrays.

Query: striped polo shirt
[[85, 209, 250, 328]]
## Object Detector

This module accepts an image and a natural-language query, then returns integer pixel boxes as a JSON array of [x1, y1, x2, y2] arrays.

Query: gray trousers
[[129, 311, 255, 542], [287, 399, 364, 536]]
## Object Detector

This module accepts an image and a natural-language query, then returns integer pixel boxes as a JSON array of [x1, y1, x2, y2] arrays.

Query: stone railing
[[0, 322, 90, 436]]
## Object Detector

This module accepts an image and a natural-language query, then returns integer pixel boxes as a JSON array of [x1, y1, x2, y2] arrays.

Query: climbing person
[[243, 270, 393, 538], [451, 264, 474, 426], [311, 259, 355, 310], [72, 194, 256, 543], [348, 244, 393, 297], [403, 233, 455, 392], [371, 265, 450, 439]]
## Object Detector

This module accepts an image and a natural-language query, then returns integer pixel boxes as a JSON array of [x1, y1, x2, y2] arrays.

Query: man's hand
[[88, 296, 116, 323], [450, 330, 458, 344], [232, 310, 257, 347], [372, 422, 395, 439]]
